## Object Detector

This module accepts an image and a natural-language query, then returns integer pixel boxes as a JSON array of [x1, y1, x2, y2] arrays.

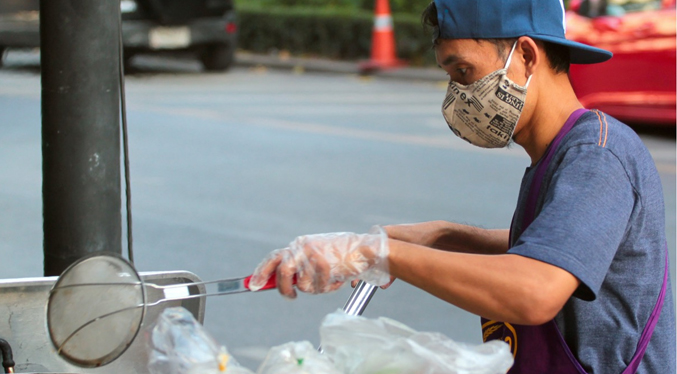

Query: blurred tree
[[236, 0, 434, 13], [236, 0, 573, 13], [359, 0, 433, 12]]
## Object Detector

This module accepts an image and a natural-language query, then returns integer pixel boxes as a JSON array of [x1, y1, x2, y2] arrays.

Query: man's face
[[435, 39, 509, 86]]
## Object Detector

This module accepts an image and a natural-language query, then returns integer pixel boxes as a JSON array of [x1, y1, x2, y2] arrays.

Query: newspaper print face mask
[[442, 42, 532, 148]]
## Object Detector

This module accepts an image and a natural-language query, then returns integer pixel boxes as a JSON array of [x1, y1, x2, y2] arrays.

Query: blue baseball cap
[[433, 0, 612, 64]]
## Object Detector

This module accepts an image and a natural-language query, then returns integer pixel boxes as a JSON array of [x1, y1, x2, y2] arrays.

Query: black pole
[[41, 0, 122, 276]]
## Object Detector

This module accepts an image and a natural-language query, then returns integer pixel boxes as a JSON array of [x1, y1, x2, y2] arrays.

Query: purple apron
[[481, 109, 669, 373]]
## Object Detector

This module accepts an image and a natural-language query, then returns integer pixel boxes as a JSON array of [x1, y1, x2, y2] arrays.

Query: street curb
[[234, 52, 448, 83]]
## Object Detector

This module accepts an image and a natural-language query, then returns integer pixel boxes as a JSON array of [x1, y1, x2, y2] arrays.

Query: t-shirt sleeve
[[508, 144, 635, 301]]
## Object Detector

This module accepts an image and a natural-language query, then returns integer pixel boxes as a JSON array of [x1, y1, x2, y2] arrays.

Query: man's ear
[[516, 36, 540, 80]]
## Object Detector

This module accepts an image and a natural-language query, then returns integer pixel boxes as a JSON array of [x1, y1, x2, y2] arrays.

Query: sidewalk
[[234, 51, 448, 83]]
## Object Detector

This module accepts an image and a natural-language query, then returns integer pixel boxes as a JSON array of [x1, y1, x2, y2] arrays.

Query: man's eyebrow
[[439, 54, 459, 68]]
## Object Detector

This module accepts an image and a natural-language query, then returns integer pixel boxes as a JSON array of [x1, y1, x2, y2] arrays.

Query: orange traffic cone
[[360, 0, 406, 72]]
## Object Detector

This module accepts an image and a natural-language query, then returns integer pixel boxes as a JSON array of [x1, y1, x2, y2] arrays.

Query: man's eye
[[458, 68, 468, 76]]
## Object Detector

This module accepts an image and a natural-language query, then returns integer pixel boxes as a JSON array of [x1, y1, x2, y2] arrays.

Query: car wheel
[[0, 47, 6, 68], [122, 51, 135, 73], [200, 44, 234, 72]]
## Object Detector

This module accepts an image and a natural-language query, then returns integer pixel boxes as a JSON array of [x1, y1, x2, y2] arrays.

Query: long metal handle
[[342, 280, 378, 316]]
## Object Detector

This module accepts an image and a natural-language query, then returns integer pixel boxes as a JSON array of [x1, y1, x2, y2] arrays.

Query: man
[[250, 0, 675, 372]]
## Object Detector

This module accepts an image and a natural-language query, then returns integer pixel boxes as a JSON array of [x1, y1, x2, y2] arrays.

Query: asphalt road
[[1, 52, 675, 370]]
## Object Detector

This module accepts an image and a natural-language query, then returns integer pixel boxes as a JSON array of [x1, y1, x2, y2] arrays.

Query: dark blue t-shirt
[[508, 111, 675, 373]]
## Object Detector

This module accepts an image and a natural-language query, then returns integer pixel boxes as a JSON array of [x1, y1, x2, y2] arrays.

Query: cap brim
[[529, 34, 613, 64]]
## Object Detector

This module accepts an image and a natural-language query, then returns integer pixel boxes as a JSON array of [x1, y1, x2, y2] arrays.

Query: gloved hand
[[249, 226, 390, 298]]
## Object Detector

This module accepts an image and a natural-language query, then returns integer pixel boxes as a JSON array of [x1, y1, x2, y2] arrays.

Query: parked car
[[566, 0, 676, 125], [0, 0, 238, 71]]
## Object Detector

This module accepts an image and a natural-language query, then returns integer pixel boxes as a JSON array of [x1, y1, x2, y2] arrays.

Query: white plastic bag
[[148, 307, 254, 374], [257, 341, 342, 374], [319, 311, 513, 374]]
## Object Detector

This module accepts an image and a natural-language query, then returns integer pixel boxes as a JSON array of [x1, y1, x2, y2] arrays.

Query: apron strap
[[523, 108, 588, 226], [621, 246, 669, 374]]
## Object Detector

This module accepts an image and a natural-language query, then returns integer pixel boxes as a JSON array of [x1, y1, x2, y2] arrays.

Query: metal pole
[[41, 0, 122, 276]]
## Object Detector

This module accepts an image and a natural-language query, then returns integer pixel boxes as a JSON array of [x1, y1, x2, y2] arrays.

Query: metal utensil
[[342, 281, 377, 316], [47, 254, 379, 368], [46, 254, 290, 368]]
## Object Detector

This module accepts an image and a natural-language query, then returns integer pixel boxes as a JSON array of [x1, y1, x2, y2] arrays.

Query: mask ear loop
[[505, 41, 533, 89], [503, 41, 519, 70]]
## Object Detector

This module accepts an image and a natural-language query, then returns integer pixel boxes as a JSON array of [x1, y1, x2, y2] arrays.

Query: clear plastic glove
[[250, 226, 390, 298]]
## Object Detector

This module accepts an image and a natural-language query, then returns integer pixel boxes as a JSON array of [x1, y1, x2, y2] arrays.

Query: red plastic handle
[[243, 274, 297, 291]]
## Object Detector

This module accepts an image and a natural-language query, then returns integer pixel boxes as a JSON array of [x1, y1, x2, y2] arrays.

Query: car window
[[608, 0, 662, 14], [577, 0, 662, 17]]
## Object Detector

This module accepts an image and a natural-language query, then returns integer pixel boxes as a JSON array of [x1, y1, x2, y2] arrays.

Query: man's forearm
[[385, 221, 509, 255], [432, 223, 509, 254], [387, 239, 579, 325]]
